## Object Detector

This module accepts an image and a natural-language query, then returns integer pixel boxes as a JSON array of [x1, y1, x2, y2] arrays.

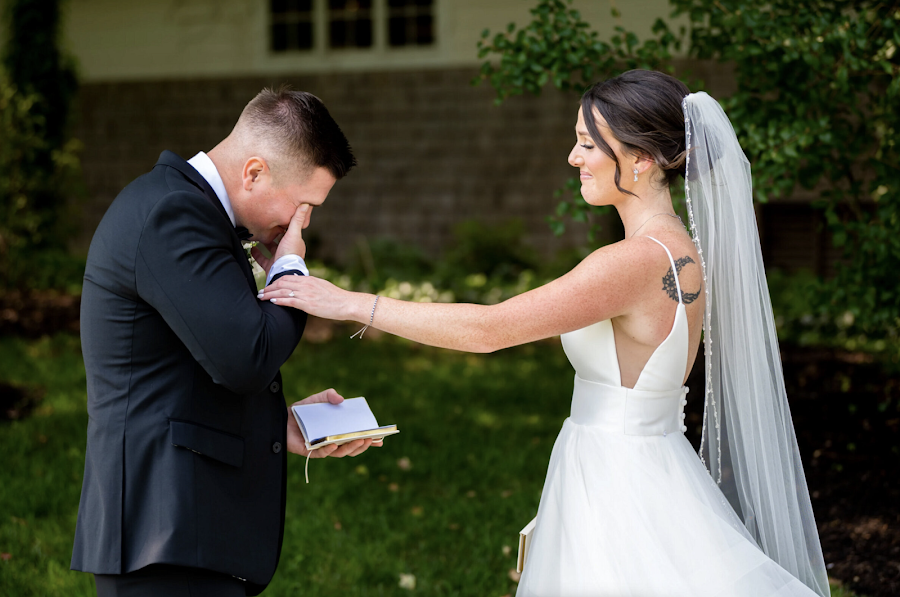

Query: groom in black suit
[[71, 88, 375, 596]]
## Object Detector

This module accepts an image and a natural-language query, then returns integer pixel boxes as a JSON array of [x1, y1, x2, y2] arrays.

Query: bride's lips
[[580, 170, 592, 181]]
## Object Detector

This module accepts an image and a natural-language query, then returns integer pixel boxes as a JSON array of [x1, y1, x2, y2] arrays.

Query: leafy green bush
[[768, 269, 899, 364], [435, 220, 539, 286], [475, 0, 900, 346], [304, 220, 551, 306], [0, 71, 82, 289], [0, 0, 82, 290], [476, 1, 683, 241], [346, 237, 436, 292]]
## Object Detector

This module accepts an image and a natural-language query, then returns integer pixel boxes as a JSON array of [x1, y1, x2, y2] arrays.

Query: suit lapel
[[155, 151, 257, 289]]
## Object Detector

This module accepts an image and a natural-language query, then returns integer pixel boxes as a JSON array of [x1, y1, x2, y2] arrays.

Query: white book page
[[292, 397, 380, 442]]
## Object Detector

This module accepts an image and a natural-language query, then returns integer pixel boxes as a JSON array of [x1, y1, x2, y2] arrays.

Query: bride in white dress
[[258, 70, 830, 596]]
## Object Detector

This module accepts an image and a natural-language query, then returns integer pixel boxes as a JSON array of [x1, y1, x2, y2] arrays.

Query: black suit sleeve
[[135, 190, 306, 394]]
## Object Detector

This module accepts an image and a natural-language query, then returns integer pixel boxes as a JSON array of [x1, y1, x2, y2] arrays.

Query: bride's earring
[[633, 168, 639, 182]]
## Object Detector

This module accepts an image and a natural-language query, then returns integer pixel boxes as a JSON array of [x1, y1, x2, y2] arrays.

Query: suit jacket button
[[272, 442, 282, 454], [269, 381, 281, 393]]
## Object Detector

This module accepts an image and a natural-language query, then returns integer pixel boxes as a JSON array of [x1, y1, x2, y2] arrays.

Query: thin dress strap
[[646, 236, 683, 305]]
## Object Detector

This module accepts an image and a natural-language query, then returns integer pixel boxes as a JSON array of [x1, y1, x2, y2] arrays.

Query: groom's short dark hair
[[240, 87, 356, 180]]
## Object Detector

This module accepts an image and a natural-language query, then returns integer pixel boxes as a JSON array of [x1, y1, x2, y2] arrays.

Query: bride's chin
[[580, 194, 606, 207]]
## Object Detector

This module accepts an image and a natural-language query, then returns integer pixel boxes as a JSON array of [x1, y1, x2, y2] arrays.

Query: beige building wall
[[63, 0, 680, 82]]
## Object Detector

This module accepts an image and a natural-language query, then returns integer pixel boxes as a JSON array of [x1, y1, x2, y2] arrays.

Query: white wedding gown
[[516, 238, 819, 597]]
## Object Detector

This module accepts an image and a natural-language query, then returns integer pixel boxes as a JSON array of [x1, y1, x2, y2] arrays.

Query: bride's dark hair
[[581, 70, 691, 196]]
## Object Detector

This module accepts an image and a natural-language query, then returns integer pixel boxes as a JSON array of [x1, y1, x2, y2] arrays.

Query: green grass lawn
[[0, 333, 862, 596]]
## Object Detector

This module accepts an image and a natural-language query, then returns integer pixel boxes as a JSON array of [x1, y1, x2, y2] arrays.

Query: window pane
[[415, 14, 432, 45], [295, 22, 313, 49], [270, 0, 313, 52], [387, 0, 434, 47], [357, 18, 373, 47], [328, 0, 373, 48], [330, 20, 348, 48], [388, 16, 406, 46], [272, 22, 288, 51]]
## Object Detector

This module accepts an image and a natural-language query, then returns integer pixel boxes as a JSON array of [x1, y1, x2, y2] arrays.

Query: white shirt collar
[[187, 151, 235, 227]]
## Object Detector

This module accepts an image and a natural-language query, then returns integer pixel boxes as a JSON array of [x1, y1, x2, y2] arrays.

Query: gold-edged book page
[[517, 517, 537, 573], [306, 426, 400, 451]]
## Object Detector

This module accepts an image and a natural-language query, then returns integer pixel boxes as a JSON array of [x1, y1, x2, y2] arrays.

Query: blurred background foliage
[[475, 0, 900, 360], [2, 0, 898, 364], [0, 0, 83, 290]]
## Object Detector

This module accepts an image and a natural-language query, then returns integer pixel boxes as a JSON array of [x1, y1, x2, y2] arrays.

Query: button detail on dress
[[680, 425, 688, 432], [269, 381, 281, 393], [271, 442, 282, 454]]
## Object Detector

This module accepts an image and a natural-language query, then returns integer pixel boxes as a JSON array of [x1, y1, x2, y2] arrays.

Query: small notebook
[[291, 397, 399, 452], [517, 517, 536, 573]]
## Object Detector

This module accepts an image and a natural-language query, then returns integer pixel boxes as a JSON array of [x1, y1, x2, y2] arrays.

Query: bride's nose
[[568, 146, 582, 167]]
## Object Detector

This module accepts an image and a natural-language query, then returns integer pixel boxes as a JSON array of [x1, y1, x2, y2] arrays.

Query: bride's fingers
[[257, 287, 300, 302], [257, 276, 304, 296], [257, 280, 305, 303]]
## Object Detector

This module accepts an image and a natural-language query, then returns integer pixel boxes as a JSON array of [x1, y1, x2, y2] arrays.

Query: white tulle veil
[[682, 92, 830, 597]]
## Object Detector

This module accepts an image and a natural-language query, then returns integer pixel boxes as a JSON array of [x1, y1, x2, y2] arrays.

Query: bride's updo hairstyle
[[581, 70, 690, 196]]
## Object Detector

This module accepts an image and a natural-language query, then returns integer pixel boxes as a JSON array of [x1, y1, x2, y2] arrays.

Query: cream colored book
[[517, 517, 537, 573], [291, 397, 399, 452], [292, 397, 399, 483]]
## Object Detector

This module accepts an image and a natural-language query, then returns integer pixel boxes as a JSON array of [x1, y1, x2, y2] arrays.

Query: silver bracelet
[[350, 295, 379, 339]]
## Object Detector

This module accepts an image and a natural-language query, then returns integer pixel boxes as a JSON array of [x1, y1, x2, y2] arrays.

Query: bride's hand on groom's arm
[[286, 388, 382, 458], [257, 275, 372, 324]]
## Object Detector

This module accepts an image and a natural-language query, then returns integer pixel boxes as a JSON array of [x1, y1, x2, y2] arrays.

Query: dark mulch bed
[[784, 349, 900, 597], [2, 293, 898, 595], [684, 347, 900, 597], [0, 382, 42, 421], [0, 289, 81, 337]]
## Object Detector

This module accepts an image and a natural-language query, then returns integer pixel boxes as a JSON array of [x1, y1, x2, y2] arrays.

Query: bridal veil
[[683, 92, 830, 597]]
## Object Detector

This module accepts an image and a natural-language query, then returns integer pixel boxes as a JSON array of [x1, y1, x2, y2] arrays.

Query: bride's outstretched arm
[[257, 240, 658, 353]]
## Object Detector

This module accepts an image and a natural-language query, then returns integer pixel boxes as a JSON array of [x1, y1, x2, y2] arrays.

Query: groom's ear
[[242, 157, 270, 191]]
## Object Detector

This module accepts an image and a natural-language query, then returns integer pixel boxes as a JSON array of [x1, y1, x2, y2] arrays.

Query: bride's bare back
[[611, 225, 704, 388]]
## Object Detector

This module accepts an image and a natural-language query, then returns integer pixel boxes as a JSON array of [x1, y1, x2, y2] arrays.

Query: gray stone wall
[[73, 67, 593, 264], [73, 63, 828, 273]]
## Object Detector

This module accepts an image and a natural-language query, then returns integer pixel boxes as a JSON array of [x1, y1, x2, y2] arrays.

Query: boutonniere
[[242, 241, 256, 262]]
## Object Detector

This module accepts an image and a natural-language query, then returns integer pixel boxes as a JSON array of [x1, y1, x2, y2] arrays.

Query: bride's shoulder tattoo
[[662, 256, 701, 304]]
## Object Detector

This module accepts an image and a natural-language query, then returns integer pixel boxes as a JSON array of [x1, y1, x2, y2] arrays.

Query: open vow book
[[291, 397, 398, 451], [292, 397, 398, 483]]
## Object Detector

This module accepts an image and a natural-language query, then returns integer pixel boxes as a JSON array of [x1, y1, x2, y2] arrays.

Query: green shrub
[[0, 0, 82, 290], [346, 237, 436, 292], [475, 0, 900, 346], [436, 220, 539, 288], [0, 71, 82, 289]]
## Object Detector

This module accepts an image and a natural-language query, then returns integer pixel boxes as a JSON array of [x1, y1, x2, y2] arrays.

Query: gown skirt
[[514, 378, 821, 597]]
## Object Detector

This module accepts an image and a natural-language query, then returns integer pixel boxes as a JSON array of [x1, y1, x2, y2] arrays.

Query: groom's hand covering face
[[234, 161, 336, 245], [236, 161, 336, 273]]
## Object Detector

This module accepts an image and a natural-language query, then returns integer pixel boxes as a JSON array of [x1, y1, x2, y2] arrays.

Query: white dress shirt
[[187, 152, 309, 285]]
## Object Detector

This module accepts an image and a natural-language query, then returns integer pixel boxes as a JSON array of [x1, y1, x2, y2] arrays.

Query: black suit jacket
[[71, 151, 307, 595]]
